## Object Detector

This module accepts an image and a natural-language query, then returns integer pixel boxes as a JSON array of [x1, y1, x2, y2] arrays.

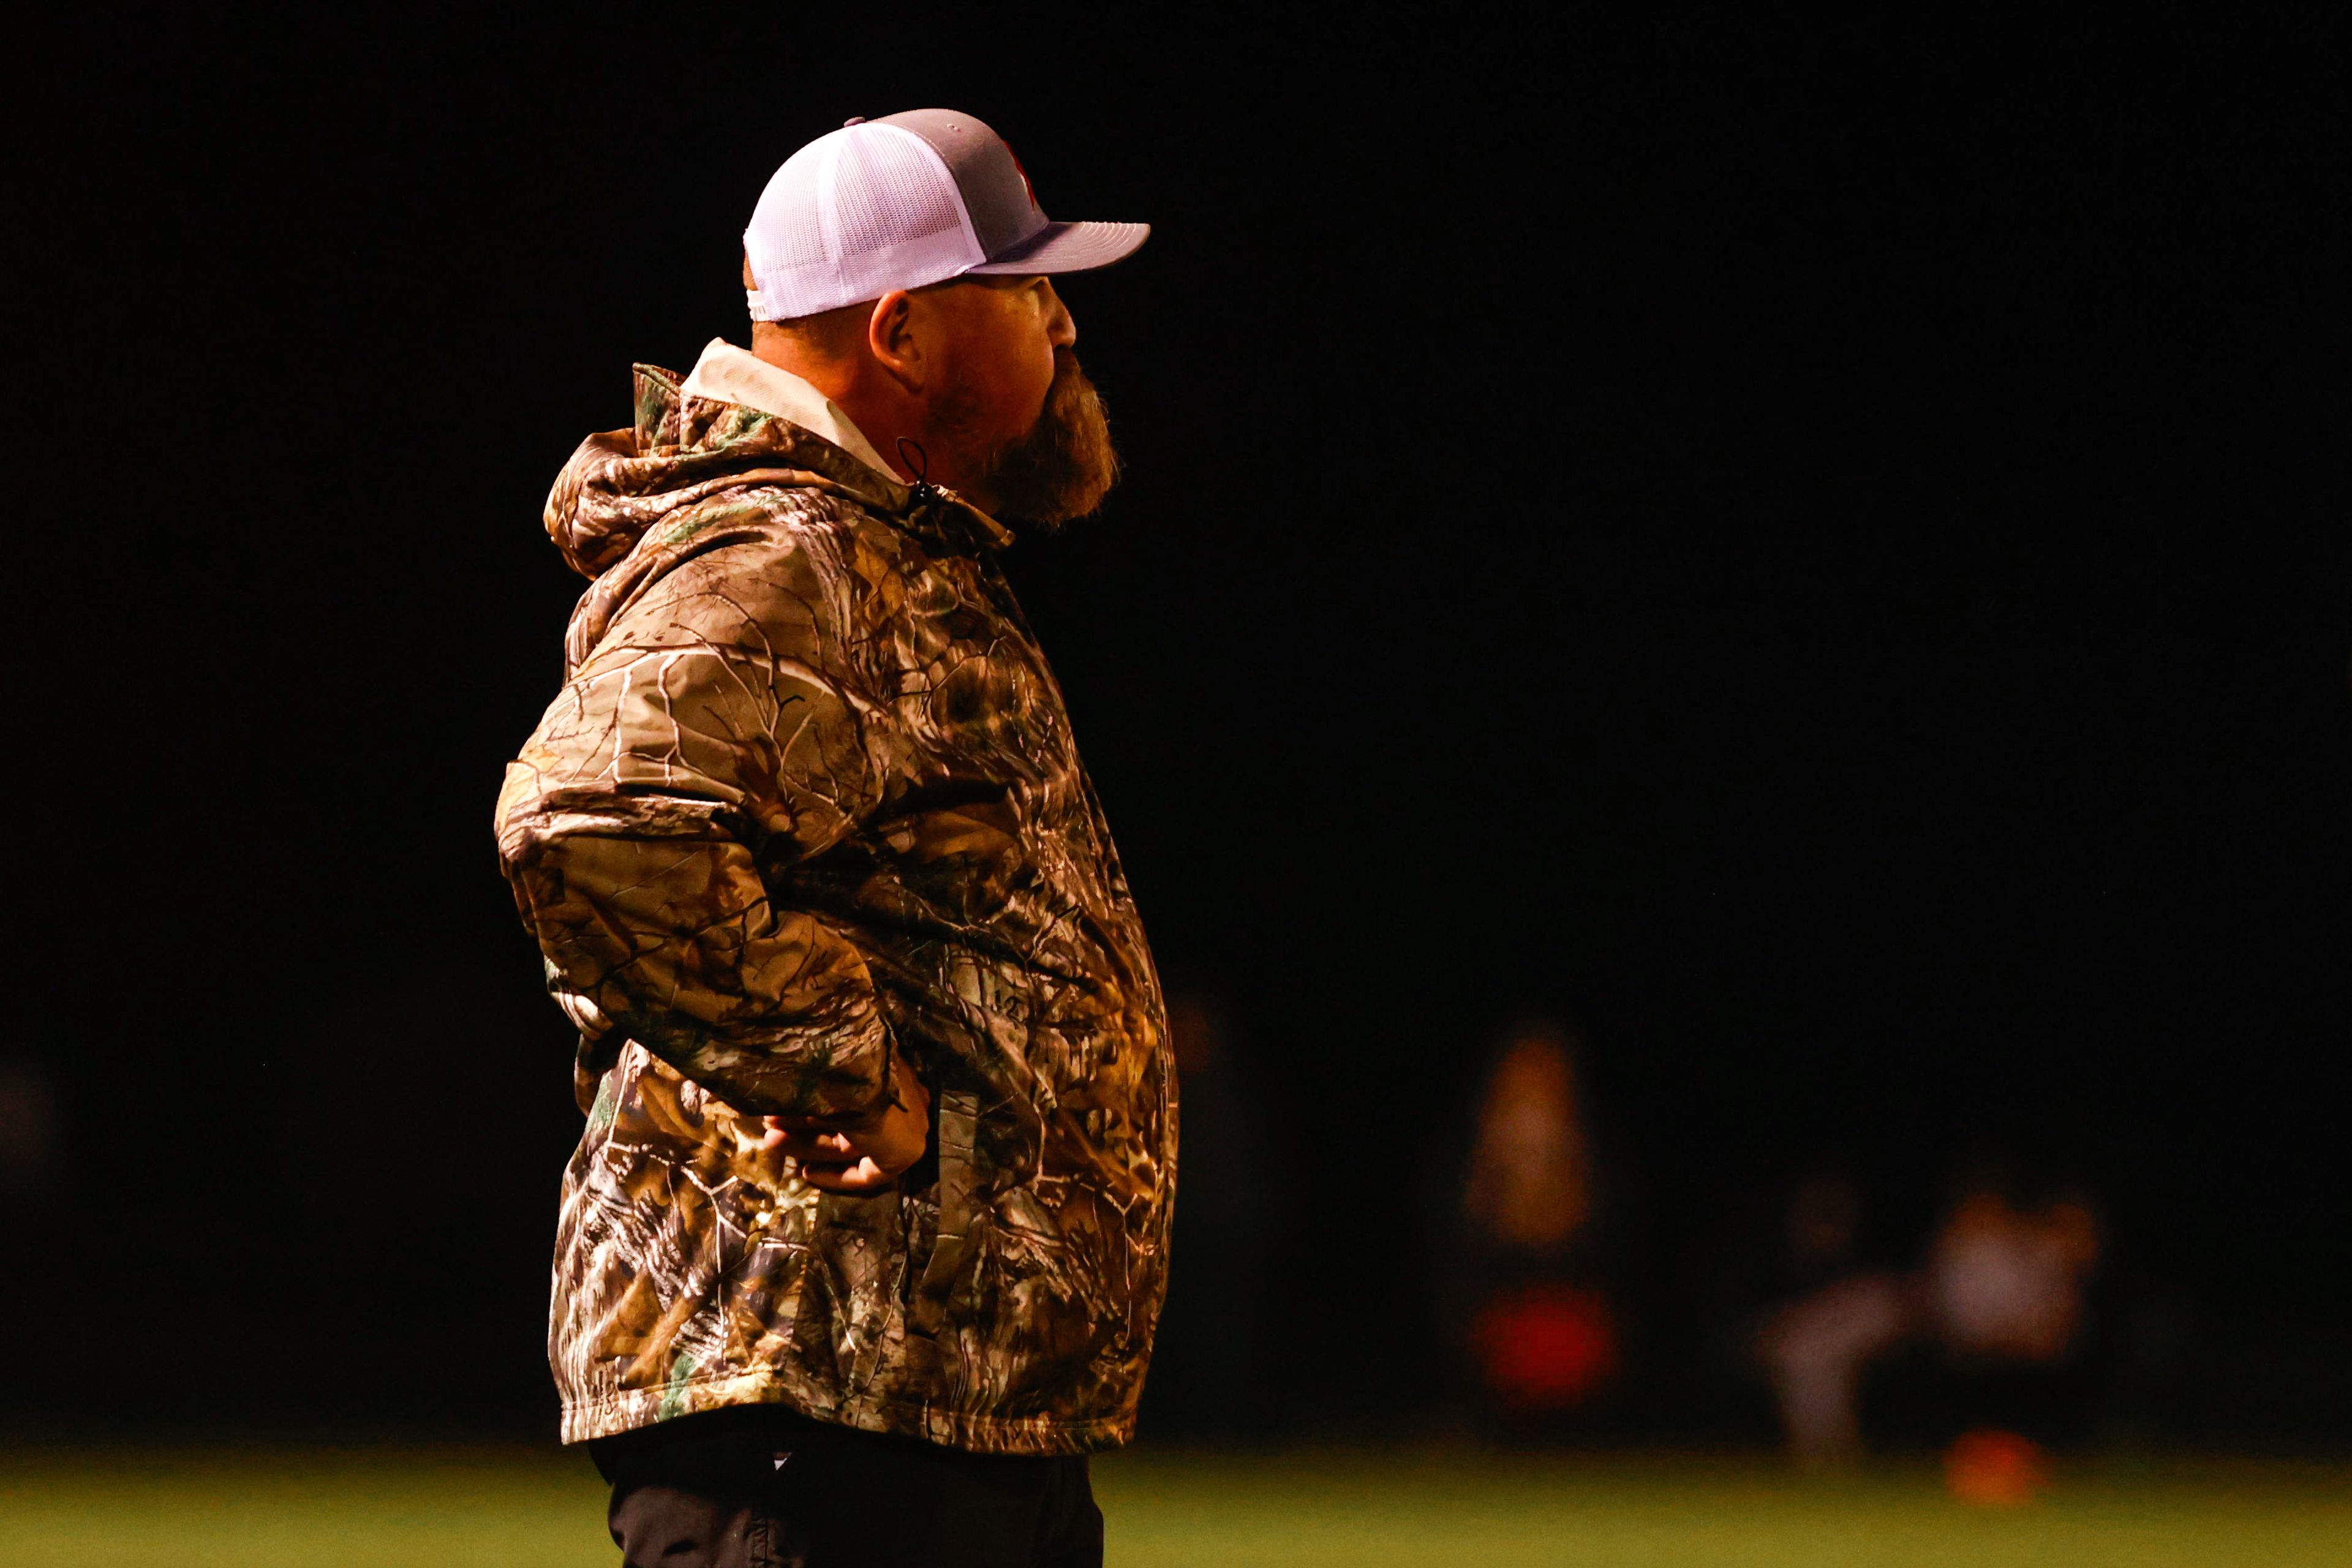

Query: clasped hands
[[754, 1052, 931, 1194]]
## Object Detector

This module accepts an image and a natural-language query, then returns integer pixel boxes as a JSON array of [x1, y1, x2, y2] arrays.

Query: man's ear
[[865, 291, 923, 391]]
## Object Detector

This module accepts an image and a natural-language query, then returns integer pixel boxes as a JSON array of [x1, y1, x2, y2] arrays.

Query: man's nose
[[1045, 286, 1077, 349]]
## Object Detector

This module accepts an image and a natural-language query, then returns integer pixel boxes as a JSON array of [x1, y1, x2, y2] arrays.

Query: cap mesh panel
[[830, 130, 966, 258], [761, 147, 832, 271], [744, 123, 984, 318]]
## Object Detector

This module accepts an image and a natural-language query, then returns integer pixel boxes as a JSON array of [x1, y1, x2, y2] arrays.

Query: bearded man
[[494, 110, 1171, 1567]]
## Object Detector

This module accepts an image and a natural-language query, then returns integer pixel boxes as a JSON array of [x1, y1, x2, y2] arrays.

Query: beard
[[967, 349, 1120, 528]]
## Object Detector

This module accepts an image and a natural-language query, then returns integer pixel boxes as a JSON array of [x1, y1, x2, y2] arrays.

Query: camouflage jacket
[[496, 365, 1173, 1453]]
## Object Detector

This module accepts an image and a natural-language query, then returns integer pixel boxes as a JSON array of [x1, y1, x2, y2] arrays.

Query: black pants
[[590, 1406, 1104, 1568]]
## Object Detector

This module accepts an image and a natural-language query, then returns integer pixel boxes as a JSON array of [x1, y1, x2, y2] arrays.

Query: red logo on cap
[[1001, 139, 1041, 211]]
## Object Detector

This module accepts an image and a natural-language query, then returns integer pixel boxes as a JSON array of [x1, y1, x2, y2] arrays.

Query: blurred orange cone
[[1944, 1428, 2047, 1506]]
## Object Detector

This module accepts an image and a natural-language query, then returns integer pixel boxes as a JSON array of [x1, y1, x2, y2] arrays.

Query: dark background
[[10, 10, 2346, 1444]]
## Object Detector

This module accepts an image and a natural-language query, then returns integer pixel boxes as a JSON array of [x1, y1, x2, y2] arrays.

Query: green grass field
[[1, 1445, 2345, 1566]]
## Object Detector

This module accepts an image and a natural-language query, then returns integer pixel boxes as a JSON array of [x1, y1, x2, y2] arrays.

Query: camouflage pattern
[[496, 366, 1173, 1453]]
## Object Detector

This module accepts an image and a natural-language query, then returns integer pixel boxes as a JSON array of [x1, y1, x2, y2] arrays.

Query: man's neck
[[748, 337, 999, 506], [749, 341, 921, 483]]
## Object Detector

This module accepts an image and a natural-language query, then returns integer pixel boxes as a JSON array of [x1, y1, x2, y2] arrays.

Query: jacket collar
[[679, 340, 900, 482], [648, 350, 1015, 554]]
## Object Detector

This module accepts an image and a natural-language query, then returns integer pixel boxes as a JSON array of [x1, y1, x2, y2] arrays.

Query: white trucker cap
[[744, 109, 1150, 322]]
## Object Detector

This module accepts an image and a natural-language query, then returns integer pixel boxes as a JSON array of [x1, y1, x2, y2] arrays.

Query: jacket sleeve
[[494, 531, 893, 1119]]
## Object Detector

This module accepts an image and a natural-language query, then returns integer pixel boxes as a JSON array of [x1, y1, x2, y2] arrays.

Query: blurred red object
[[1943, 1428, 2047, 1507], [1471, 1284, 1618, 1409]]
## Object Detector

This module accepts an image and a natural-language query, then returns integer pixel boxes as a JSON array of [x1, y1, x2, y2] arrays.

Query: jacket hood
[[544, 364, 917, 580]]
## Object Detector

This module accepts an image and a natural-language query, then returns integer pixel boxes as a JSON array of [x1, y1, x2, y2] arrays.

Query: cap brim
[[968, 220, 1150, 276]]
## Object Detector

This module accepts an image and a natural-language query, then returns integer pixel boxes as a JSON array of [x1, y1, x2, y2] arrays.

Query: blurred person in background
[[1928, 1172, 2101, 1363], [0, 1055, 73, 1425], [0, 1058, 59, 1208], [1438, 1021, 1621, 1438], [1752, 1166, 1910, 1467], [1923, 1160, 2105, 1452], [1139, 990, 1280, 1442]]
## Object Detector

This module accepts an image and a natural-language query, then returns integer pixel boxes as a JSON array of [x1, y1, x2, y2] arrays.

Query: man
[[495, 110, 1172, 1567]]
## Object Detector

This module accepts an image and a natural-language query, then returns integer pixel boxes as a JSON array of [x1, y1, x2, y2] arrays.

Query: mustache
[[973, 350, 1120, 529]]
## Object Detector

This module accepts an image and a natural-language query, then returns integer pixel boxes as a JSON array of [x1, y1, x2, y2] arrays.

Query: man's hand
[[755, 1052, 931, 1194]]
